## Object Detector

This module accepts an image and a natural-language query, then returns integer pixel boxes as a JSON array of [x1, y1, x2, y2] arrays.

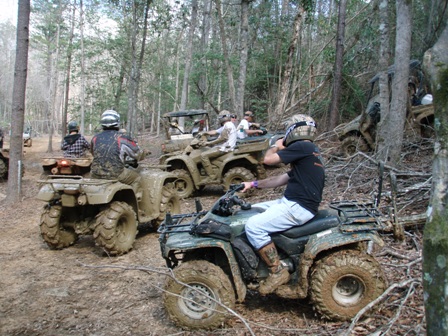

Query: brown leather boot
[[258, 242, 290, 295]]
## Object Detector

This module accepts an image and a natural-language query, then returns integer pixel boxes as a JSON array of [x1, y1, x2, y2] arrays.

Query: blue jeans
[[245, 197, 314, 250]]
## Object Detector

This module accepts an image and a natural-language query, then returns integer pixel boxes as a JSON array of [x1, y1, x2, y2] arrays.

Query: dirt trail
[[0, 136, 426, 335]]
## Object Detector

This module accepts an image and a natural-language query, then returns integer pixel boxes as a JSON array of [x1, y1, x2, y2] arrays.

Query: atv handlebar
[[211, 184, 251, 216]]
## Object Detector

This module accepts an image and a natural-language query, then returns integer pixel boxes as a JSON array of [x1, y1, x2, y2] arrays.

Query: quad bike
[[37, 161, 181, 255], [41, 157, 92, 177], [0, 148, 26, 180], [161, 109, 211, 155], [159, 132, 281, 198], [334, 59, 434, 156], [0, 149, 10, 179], [159, 184, 387, 329]]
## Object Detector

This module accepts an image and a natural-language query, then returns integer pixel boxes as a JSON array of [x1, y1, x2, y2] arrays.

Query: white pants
[[245, 197, 314, 250]]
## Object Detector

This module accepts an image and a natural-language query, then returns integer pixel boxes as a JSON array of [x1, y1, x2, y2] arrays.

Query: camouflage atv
[[37, 163, 181, 255], [159, 184, 387, 329], [159, 132, 281, 198], [334, 59, 434, 156]]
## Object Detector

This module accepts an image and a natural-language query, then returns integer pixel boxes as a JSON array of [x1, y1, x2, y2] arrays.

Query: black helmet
[[68, 121, 79, 133], [101, 110, 120, 128], [283, 114, 317, 146]]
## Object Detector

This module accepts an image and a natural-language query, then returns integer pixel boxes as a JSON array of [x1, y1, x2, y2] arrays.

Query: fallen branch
[[342, 278, 420, 336], [78, 262, 256, 336]]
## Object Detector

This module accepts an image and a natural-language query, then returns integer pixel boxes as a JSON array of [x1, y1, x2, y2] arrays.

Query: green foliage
[[2, 0, 435, 135]]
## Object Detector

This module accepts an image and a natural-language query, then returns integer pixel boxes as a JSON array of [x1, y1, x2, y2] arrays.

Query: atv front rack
[[330, 201, 384, 232], [158, 212, 207, 233]]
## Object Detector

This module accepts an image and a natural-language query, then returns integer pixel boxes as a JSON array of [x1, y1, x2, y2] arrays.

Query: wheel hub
[[332, 275, 364, 306], [179, 283, 216, 319]]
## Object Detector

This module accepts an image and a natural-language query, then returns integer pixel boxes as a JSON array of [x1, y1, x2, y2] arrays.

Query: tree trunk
[[179, 0, 198, 113], [80, 0, 86, 135], [327, 0, 346, 131], [62, 1, 77, 138], [375, 0, 391, 154], [198, 0, 212, 110], [376, 0, 411, 166], [235, 0, 250, 117], [422, 24, 448, 335], [7, 0, 30, 204], [215, 0, 236, 112]]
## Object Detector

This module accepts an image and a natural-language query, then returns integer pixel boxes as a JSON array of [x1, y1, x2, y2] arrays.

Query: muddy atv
[[0, 148, 26, 180], [37, 163, 181, 255], [334, 59, 434, 156], [159, 133, 281, 198], [159, 184, 387, 329], [161, 109, 210, 155], [0, 149, 10, 179]]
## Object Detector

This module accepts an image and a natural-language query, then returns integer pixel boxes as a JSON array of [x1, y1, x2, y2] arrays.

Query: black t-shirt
[[277, 140, 325, 214]]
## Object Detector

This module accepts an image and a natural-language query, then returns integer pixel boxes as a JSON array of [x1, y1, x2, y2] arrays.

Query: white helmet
[[101, 110, 120, 128], [283, 114, 317, 146], [218, 110, 232, 125]]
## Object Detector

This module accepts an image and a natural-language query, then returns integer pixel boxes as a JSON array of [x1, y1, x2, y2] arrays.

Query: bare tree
[[376, 0, 412, 166], [127, 0, 152, 135], [179, 0, 198, 112], [61, 0, 77, 138], [271, 5, 304, 129], [7, 0, 30, 203], [327, 0, 347, 130], [422, 23, 448, 335], [197, 0, 212, 109]]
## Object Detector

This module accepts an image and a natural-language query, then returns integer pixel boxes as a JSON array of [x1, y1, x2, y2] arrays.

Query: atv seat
[[279, 209, 340, 239]]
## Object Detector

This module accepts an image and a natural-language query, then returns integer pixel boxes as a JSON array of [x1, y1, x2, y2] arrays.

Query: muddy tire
[[163, 260, 235, 330], [172, 169, 195, 199], [153, 184, 181, 230], [310, 250, 387, 321], [40, 205, 78, 249], [222, 167, 255, 191], [93, 201, 138, 255], [340, 136, 369, 156], [0, 159, 7, 179]]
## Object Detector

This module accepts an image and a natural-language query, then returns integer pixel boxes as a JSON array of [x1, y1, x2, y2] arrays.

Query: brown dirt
[[0, 134, 428, 335]]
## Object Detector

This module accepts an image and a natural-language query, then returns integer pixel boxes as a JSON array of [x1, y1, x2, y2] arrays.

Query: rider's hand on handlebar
[[241, 181, 252, 192]]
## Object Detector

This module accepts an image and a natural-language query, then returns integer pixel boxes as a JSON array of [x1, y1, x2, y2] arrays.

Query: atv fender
[[84, 181, 134, 204], [139, 169, 178, 211], [296, 228, 384, 297], [218, 153, 260, 176], [165, 156, 203, 183], [162, 232, 247, 302], [36, 178, 134, 206], [305, 228, 384, 258]]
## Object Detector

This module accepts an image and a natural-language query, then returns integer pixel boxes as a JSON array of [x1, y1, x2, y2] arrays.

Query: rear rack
[[330, 201, 384, 232]]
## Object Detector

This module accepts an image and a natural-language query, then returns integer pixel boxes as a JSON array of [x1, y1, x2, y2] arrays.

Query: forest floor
[[0, 129, 432, 336]]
